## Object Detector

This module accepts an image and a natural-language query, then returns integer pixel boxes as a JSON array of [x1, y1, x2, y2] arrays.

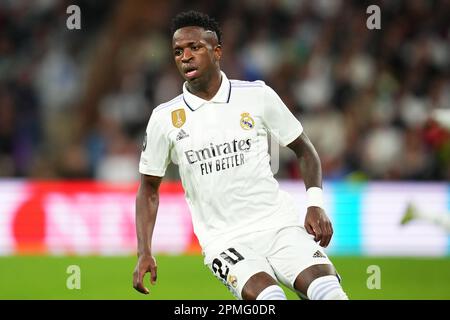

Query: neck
[[186, 69, 222, 101]]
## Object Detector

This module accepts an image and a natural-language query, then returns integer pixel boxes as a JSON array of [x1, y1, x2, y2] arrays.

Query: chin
[[186, 76, 202, 84]]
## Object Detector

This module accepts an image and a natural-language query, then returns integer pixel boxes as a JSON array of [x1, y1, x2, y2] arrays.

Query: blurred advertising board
[[0, 180, 448, 256]]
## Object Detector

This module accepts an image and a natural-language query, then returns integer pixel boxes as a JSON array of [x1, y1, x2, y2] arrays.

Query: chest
[[172, 103, 263, 147]]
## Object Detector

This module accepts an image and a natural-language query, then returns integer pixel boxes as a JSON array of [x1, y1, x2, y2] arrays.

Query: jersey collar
[[182, 71, 231, 111]]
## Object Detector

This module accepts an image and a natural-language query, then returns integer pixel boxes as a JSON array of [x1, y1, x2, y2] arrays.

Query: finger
[[305, 222, 315, 237], [133, 271, 149, 294], [313, 223, 322, 242], [150, 264, 157, 285], [132, 270, 139, 289], [326, 222, 334, 246], [137, 280, 149, 294], [319, 227, 330, 247], [320, 221, 333, 248]]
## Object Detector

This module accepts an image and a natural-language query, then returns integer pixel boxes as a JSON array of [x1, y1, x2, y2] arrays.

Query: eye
[[174, 49, 182, 56], [191, 45, 199, 51]]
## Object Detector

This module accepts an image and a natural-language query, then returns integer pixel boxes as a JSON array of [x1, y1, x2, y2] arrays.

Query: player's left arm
[[287, 132, 333, 247]]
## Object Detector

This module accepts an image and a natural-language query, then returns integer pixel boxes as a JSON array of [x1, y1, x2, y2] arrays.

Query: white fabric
[[307, 275, 348, 300], [204, 226, 333, 299], [256, 285, 287, 300], [140, 72, 304, 248], [306, 187, 324, 209]]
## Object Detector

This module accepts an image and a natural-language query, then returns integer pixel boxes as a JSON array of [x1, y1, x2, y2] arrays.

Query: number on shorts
[[212, 258, 229, 280], [211, 248, 245, 281], [220, 248, 245, 265]]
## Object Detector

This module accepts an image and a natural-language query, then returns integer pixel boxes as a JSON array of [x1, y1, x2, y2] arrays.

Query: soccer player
[[133, 11, 348, 300]]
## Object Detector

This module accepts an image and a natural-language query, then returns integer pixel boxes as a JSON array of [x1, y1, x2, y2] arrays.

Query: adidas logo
[[312, 250, 326, 258], [176, 129, 189, 141]]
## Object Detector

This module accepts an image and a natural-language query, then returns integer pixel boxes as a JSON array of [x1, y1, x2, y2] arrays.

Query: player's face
[[172, 26, 221, 85]]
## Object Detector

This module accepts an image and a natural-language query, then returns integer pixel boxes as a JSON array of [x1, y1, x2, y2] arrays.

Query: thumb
[[150, 264, 157, 285]]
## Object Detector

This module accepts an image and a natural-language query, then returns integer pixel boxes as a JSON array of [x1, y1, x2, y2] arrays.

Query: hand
[[304, 206, 333, 248], [133, 254, 157, 294]]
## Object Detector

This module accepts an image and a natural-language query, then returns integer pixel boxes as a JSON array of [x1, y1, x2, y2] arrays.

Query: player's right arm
[[261, 84, 332, 247], [133, 173, 162, 294]]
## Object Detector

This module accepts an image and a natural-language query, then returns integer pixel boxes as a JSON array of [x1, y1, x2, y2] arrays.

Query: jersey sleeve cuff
[[138, 165, 166, 177], [279, 125, 303, 147]]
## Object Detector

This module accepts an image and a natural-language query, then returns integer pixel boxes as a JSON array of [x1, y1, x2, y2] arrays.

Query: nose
[[181, 48, 193, 63]]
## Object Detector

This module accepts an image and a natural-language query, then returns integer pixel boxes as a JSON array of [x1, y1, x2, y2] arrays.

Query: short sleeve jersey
[[140, 71, 303, 249]]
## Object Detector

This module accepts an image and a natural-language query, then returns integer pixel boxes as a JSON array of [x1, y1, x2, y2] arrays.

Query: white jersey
[[139, 71, 304, 250]]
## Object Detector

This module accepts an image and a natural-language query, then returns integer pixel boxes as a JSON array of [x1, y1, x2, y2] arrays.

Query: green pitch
[[0, 255, 449, 300]]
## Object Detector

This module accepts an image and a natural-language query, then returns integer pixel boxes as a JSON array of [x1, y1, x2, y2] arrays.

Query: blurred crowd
[[0, 0, 449, 182]]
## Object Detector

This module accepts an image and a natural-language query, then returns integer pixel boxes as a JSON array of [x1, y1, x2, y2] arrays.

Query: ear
[[214, 44, 222, 61]]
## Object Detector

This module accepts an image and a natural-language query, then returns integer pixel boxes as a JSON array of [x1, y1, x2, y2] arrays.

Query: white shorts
[[203, 226, 333, 299]]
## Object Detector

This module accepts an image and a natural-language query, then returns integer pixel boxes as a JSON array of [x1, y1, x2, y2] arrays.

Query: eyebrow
[[173, 40, 201, 49]]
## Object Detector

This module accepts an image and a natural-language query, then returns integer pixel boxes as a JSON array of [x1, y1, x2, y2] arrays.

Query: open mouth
[[184, 66, 198, 79]]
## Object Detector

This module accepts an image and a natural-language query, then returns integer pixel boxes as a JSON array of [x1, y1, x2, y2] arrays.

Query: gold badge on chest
[[172, 108, 186, 128]]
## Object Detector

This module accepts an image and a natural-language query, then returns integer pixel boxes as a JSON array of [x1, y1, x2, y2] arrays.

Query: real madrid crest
[[240, 112, 254, 130], [227, 274, 238, 288], [172, 108, 186, 128]]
